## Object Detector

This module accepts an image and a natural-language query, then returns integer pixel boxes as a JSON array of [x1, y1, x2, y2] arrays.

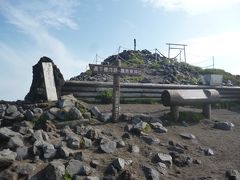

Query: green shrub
[[179, 111, 204, 123], [62, 170, 72, 180], [32, 116, 47, 130], [120, 99, 161, 104], [97, 89, 113, 104], [122, 75, 143, 83]]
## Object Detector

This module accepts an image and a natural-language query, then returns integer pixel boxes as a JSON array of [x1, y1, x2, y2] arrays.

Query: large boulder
[[25, 56, 65, 103]]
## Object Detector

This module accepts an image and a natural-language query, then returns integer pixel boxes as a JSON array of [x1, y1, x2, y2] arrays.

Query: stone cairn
[[25, 56, 65, 103]]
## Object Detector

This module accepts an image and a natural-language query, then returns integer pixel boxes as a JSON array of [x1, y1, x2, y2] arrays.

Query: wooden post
[[171, 105, 179, 121], [203, 104, 211, 120], [89, 60, 142, 122], [112, 59, 121, 122]]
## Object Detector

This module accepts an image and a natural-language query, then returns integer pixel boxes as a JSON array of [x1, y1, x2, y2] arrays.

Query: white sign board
[[42, 62, 58, 101], [201, 74, 223, 86]]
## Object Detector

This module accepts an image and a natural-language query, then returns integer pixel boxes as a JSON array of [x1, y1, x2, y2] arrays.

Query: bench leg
[[202, 104, 211, 120], [171, 106, 179, 121]]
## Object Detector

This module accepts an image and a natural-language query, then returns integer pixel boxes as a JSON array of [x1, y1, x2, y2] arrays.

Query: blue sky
[[1, 0, 240, 100]]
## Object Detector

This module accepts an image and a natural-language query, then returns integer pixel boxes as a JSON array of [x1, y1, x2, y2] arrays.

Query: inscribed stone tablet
[[42, 62, 58, 101]]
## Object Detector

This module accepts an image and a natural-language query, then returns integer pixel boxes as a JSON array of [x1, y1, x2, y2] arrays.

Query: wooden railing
[[62, 81, 240, 102]]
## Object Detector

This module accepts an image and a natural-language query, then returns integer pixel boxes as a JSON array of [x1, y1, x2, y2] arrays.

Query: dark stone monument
[[25, 57, 65, 103]]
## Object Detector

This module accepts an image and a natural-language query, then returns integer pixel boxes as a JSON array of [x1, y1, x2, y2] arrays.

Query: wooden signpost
[[89, 60, 143, 122]]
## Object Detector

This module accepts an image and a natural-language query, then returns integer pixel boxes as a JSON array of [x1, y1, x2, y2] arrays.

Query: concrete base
[[170, 106, 179, 121], [202, 104, 211, 120]]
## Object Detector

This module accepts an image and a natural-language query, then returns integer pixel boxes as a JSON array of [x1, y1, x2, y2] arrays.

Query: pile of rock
[[70, 50, 202, 85], [0, 96, 237, 179]]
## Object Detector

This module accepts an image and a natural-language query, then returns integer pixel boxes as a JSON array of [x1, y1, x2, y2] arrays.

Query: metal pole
[[179, 51, 182, 62], [183, 46, 186, 63], [168, 44, 170, 58], [134, 39, 136, 51], [155, 49, 157, 62], [213, 56, 215, 69]]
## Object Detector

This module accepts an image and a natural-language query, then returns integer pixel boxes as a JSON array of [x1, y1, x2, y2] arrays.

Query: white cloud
[[0, 1, 87, 100], [15, 0, 80, 30], [142, 0, 240, 14], [181, 31, 240, 74]]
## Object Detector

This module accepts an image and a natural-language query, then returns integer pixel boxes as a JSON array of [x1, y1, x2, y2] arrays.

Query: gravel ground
[[87, 103, 240, 179]]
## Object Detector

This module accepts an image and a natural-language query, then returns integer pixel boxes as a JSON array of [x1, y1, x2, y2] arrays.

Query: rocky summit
[[0, 93, 239, 179], [70, 49, 240, 86]]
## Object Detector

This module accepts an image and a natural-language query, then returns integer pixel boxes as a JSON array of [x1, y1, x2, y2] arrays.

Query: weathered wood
[[171, 106, 179, 121], [162, 89, 220, 106], [202, 104, 211, 120], [62, 81, 240, 102], [162, 89, 219, 121]]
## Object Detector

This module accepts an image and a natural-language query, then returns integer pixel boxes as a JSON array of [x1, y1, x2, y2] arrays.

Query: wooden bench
[[161, 89, 220, 121]]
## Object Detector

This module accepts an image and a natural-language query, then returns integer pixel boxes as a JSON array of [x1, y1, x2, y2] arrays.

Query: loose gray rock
[[167, 146, 184, 154], [66, 133, 81, 149], [44, 160, 66, 180], [120, 113, 134, 122], [16, 146, 29, 160], [58, 146, 71, 158], [142, 165, 160, 180], [180, 133, 196, 140], [58, 99, 75, 109], [214, 122, 234, 131], [85, 128, 101, 140], [42, 131, 49, 141], [117, 140, 126, 148], [49, 107, 60, 117], [6, 105, 18, 115], [150, 122, 163, 129], [0, 149, 17, 168], [90, 106, 101, 119], [83, 112, 91, 119], [16, 162, 36, 175], [142, 135, 160, 145], [66, 159, 92, 177], [0, 169, 18, 180], [42, 142, 57, 159], [155, 126, 168, 133], [124, 124, 133, 132], [67, 107, 83, 120], [81, 137, 93, 148], [112, 158, 125, 171], [226, 169, 240, 180], [0, 127, 23, 139], [155, 153, 172, 166], [7, 136, 24, 149], [132, 121, 151, 134], [156, 162, 168, 175], [121, 132, 131, 139], [90, 160, 100, 168], [100, 113, 112, 122], [100, 139, 117, 154], [204, 148, 214, 156], [33, 108, 43, 115], [32, 130, 44, 142], [43, 111, 56, 120], [130, 145, 140, 153], [24, 109, 34, 121], [74, 176, 100, 180], [4, 110, 22, 120]]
